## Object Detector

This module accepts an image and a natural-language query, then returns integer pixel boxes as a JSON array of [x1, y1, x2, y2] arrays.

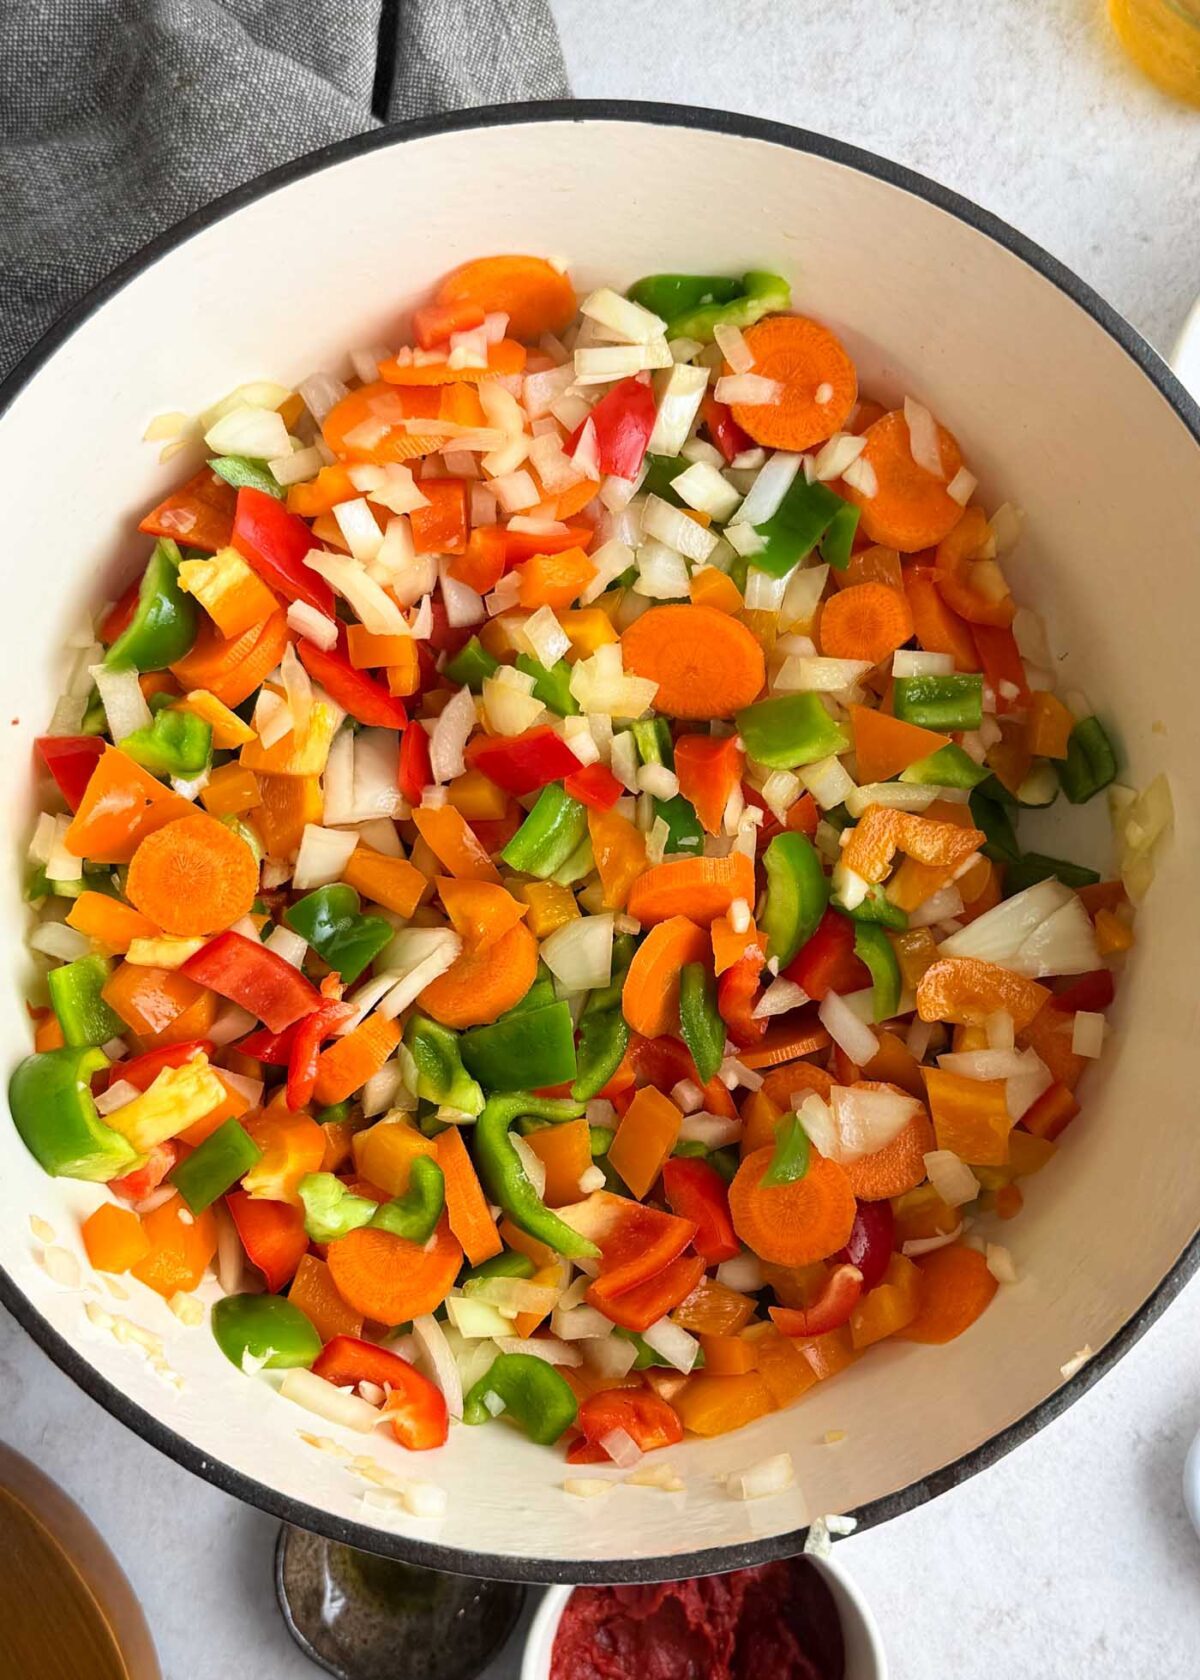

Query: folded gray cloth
[[0, 0, 568, 378]]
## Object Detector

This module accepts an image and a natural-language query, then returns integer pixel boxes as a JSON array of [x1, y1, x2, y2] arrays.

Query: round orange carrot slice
[[621, 604, 765, 719], [728, 316, 857, 450], [842, 409, 967, 552]]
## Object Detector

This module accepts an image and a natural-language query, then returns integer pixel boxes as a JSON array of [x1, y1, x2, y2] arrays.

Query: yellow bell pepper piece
[[200, 761, 263, 818], [251, 774, 323, 860], [240, 694, 343, 778], [516, 880, 579, 938], [174, 688, 256, 749], [352, 1118, 436, 1197], [556, 608, 619, 661], [125, 935, 207, 969], [447, 769, 510, 821], [104, 1057, 228, 1152], [178, 547, 279, 639]]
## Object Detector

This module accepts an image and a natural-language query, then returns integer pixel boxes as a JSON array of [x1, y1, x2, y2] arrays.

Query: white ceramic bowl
[[2, 102, 1199, 1584], [520, 1559, 887, 1680]]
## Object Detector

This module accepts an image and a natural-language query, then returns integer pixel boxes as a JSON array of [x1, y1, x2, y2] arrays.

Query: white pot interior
[[1, 111, 1197, 1577]]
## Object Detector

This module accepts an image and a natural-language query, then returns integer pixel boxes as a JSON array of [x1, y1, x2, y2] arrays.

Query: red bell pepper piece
[[467, 811, 524, 855], [588, 1253, 707, 1333], [182, 932, 321, 1033], [398, 721, 432, 806], [717, 953, 767, 1048], [568, 377, 657, 478], [566, 1390, 684, 1464], [700, 392, 753, 464], [297, 630, 409, 729], [312, 1336, 449, 1450], [563, 762, 624, 811], [465, 727, 582, 797], [674, 734, 743, 836], [971, 623, 1031, 714], [410, 480, 468, 556], [784, 907, 869, 1000], [586, 1200, 698, 1304], [120, 1039, 214, 1091], [225, 1190, 309, 1293], [629, 1034, 737, 1119], [786, 791, 820, 838], [97, 579, 142, 646], [286, 1000, 357, 1110], [231, 486, 335, 617], [1050, 969, 1115, 1014], [109, 1140, 177, 1202], [661, 1156, 740, 1264], [35, 736, 106, 812], [769, 1264, 864, 1338], [834, 1199, 896, 1290], [138, 466, 236, 555], [486, 523, 595, 564], [425, 597, 470, 660], [235, 1023, 298, 1066]]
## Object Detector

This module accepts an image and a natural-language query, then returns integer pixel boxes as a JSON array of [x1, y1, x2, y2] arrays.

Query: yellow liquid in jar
[[1110, 0, 1200, 105]]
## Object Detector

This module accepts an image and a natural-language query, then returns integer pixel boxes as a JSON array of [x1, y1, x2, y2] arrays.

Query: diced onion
[[903, 396, 945, 478], [829, 1085, 920, 1161], [483, 669, 544, 737], [293, 825, 359, 890], [987, 1243, 1019, 1285], [743, 566, 788, 612], [209, 1003, 258, 1046], [581, 287, 666, 343], [716, 1252, 764, 1293], [923, 1149, 980, 1208], [574, 342, 672, 384], [947, 467, 977, 505], [902, 1225, 964, 1257], [677, 1111, 742, 1148], [205, 405, 290, 460], [286, 600, 339, 650], [725, 1453, 795, 1502], [1005, 1049, 1054, 1120], [819, 990, 879, 1065], [598, 1427, 643, 1469], [305, 549, 407, 634], [775, 656, 872, 695], [714, 374, 783, 406], [938, 879, 1072, 966], [541, 913, 614, 993], [907, 884, 965, 928], [671, 461, 742, 523], [893, 649, 954, 678], [279, 1370, 379, 1432], [798, 755, 856, 812], [1112, 773, 1172, 902], [93, 1078, 139, 1116], [641, 496, 718, 563], [264, 926, 308, 968], [753, 977, 809, 1019], [376, 929, 462, 1019], [1071, 1010, 1106, 1058], [841, 456, 877, 497], [813, 432, 866, 482], [736, 451, 803, 527], [1060, 1344, 1093, 1380], [496, 1336, 582, 1367], [91, 664, 151, 744], [780, 563, 829, 629], [581, 1336, 639, 1379], [298, 372, 349, 422], [428, 685, 476, 782], [552, 1305, 615, 1342], [937, 1048, 1029, 1081], [641, 1316, 700, 1374]]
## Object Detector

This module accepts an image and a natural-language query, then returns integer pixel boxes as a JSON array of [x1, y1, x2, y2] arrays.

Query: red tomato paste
[[549, 1558, 844, 1680]]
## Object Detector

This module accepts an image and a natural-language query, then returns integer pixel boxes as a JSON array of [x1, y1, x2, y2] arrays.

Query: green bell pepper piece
[[80, 688, 107, 735], [298, 1172, 379, 1242], [47, 955, 125, 1048], [208, 455, 284, 498], [653, 794, 703, 856], [461, 1001, 577, 1090], [969, 784, 1021, 864], [168, 1118, 261, 1213], [473, 1093, 598, 1258], [627, 273, 745, 327], [614, 1327, 709, 1371], [370, 1156, 445, 1244], [840, 880, 909, 929], [119, 707, 213, 779], [853, 923, 902, 1022], [314, 1100, 352, 1126], [404, 1014, 484, 1117], [631, 717, 673, 769], [639, 270, 790, 343], [502, 965, 558, 1018], [819, 502, 861, 571], [515, 653, 579, 716], [572, 1006, 628, 1101], [501, 784, 588, 878], [443, 636, 500, 692], [899, 742, 989, 790], [461, 1250, 536, 1286], [709, 1145, 739, 1184], [589, 1124, 615, 1157], [735, 693, 850, 771], [211, 1293, 322, 1371], [105, 539, 198, 673], [550, 834, 594, 886], [462, 1351, 579, 1444], [892, 674, 983, 731], [678, 963, 725, 1084], [753, 478, 848, 578], [583, 933, 636, 1016], [1059, 716, 1117, 805], [1002, 852, 1101, 895], [761, 832, 829, 965], [9, 1045, 137, 1181], [639, 453, 688, 505], [761, 1111, 811, 1187], [285, 884, 393, 984]]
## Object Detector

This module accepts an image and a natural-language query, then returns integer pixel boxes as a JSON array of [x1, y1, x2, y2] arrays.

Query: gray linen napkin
[[0, 0, 568, 378]]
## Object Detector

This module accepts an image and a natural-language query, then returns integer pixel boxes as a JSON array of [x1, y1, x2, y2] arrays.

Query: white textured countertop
[[5, 4, 1200, 1677]]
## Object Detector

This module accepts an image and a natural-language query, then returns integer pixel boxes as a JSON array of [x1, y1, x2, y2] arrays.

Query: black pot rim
[[3, 99, 1198, 1587]]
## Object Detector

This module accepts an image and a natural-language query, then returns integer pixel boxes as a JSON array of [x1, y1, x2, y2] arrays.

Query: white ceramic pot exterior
[[1, 107, 1197, 1580]]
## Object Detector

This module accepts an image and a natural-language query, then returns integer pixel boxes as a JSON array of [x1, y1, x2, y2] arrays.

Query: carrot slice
[[728, 316, 857, 451], [841, 1086, 935, 1200], [738, 1018, 831, 1070], [379, 339, 527, 385], [327, 1217, 462, 1324], [434, 255, 577, 341], [916, 957, 1049, 1033], [842, 409, 966, 552], [903, 568, 980, 671], [896, 1243, 997, 1344], [818, 582, 914, 665], [435, 1126, 502, 1265], [321, 380, 441, 464], [849, 705, 951, 784], [312, 1015, 401, 1108], [626, 853, 755, 929], [126, 812, 258, 936], [759, 1058, 835, 1111], [728, 1147, 856, 1266], [621, 605, 765, 719], [621, 916, 709, 1038], [932, 507, 1015, 627], [418, 919, 538, 1029]]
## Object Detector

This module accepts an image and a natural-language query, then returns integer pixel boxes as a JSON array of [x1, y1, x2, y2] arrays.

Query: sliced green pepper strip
[[502, 965, 558, 1018], [169, 1118, 261, 1213], [119, 707, 213, 779], [631, 717, 673, 769], [572, 1007, 629, 1101], [105, 539, 198, 673], [9, 1046, 136, 1182], [211, 1294, 322, 1371], [501, 784, 589, 879], [314, 1100, 352, 1125], [404, 1014, 484, 1117], [473, 1094, 598, 1259], [661, 270, 791, 343], [583, 934, 636, 1016], [589, 1124, 615, 1157], [653, 793, 703, 856], [818, 502, 860, 572], [754, 478, 847, 578], [735, 693, 850, 771], [969, 785, 1021, 864], [678, 963, 724, 1084], [443, 636, 500, 692], [298, 1172, 378, 1242], [639, 453, 689, 505], [900, 742, 989, 790], [47, 955, 125, 1048], [1059, 716, 1118, 804], [461, 1001, 578, 1090], [761, 832, 829, 965], [285, 884, 393, 984], [515, 653, 579, 716], [892, 674, 983, 731], [760, 1112, 811, 1187], [208, 455, 284, 498], [840, 880, 909, 929], [853, 923, 902, 1022], [370, 1157, 445, 1244], [462, 1351, 579, 1444], [627, 273, 745, 326], [1002, 852, 1101, 895], [461, 1250, 536, 1286]]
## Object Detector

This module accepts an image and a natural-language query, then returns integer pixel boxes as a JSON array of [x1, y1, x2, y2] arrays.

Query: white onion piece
[[813, 432, 866, 482], [551, 1305, 615, 1342], [580, 1336, 639, 1379], [495, 1336, 582, 1367], [634, 539, 691, 600], [305, 549, 407, 634], [714, 374, 782, 406], [907, 884, 965, 928], [780, 563, 828, 628], [581, 287, 666, 343], [410, 1314, 464, 1419], [1009, 896, 1100, 979], [903, 396, 945, 477], [361, 1061, 405, 1118], [677, 1111, 743, 1149], [893, 649, 955, 678], [208, 1002, 258, 1046], [93, 1078, 140, 1115], [91, 664, 151, 744], [725, 1453, 795, 1502], [541, 914, 614, 993], [736, 450, 803, 527], [351, 729, 406, 821], [599, 1427, 643, 1469], [841, 456, 877, 497], [938, 1048, 1029, 1081], [428, 685, 476, 783], [987, 1243, 1019, 1285], [647, 363, 708, 456], [299, 371, 348, 422], [280, 1370, 379, 1432], [641, 1316, 700, 1374], [321, 726, 356, 827], [752, 977, 809, 1019], [947, 467, 977, 505], [287, 600, 339, 650], [798, 756, 856, 812], [332, 497, 384, 564], [902, 1225, 964, 1257], [523, 604, 571, 667], [716, 1252, 764, 1293], [923, 1149, 980, 1208], [264, 926, 308, 968], [205, 405, 290, 460], [939, 879, 1073, 965], [640, 495, 718, 562], [293, 824, 359, 890], [438, 559, 486, 628], [376, 929, 462, 1019], [671, 461, 742, 523], [1071, 1010, 1106, 1058], [1004, 1049, 1054, 1120]]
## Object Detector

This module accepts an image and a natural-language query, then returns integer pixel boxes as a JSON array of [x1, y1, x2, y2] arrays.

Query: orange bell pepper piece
[[675, 1372, 775, 1436], [843, 804, 984, 886], [410, 479, 468, 555], [352, 1119, 436, 1198], [251, 774, 323, 860], [66, 892, 160, 954], [698, 1334, 758, 1376], [516, 547, 596, 609], [745, 1324, 820, 1406], [674, 735, 743, 836], [287, 1253, 364, 1342], [342, 845, 427, 918], [130, 1198, 217, 1297], [64, 747, 193, 865], [436, 876, 527, 952], [446, 770, 510, 821], [711, 910, 765, 977], [587, 807, 647, 911], [607, 1086, 682, 1199], [849, 1253, 923, 1348], [525, 1118, 592, 1208], [797, 1324, 858, 1381], [170, 608, 289, 709], [1025, 690, 1074, 759], [925, 1067, 1013, 1165], [671, 1276, 757, 1336], [688, 567, 744, 614], [848, 705, 951, 784], [346, 624, 415, 669], [81, 1203, 151, 1273], [738, 1088, 785, 1158], [412, 805, 501, 883], [242, 1104, 326, 1206], [101, 963, 215, 1041], [199, 762, 263, 818], [892, 1184, 961, 1245], [1020, 1080, 1081, 1140], [916, 957, 1049, 1033]]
